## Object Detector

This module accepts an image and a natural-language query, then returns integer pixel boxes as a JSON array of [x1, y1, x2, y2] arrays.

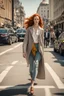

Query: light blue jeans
[[29, 44, 41, 81]]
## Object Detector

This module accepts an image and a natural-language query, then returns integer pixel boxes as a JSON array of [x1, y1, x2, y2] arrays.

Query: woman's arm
[[23, 28, 29, 56], [40, 29, 44, 48], [39, 29, 44, 54]]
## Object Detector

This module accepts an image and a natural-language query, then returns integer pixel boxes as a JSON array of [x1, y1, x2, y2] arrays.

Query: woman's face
[[33, 16, 40, 25]]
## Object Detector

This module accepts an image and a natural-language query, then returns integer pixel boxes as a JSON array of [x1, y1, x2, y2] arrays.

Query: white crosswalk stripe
[[0, 85, 55, 89], [45, 88, 52, 96], [0, 61, 18, 83], [0, 43, 22, 56], [0, 66, 13, 83], [11, 61, 18, 65], [45, 63, 64, 89], [0, 61, 64, 96]]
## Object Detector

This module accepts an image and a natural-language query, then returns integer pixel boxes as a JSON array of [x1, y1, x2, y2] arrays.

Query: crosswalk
[[0, 61, 18, 83], [45, 63, 64, 89], [0, 60, 64, 96], [0, 43, 22, 56], [0, 43, 64, 96]]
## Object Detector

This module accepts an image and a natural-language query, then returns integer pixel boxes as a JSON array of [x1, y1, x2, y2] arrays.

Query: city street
[[0, 42, 64, 96]]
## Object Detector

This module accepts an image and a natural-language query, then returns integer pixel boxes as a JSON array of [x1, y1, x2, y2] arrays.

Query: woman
[[50, 28, 56, 45], [23, 13, 45, 94]]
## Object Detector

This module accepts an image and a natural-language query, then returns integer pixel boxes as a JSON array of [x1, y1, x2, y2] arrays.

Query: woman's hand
[[23, 53, 26, 58]]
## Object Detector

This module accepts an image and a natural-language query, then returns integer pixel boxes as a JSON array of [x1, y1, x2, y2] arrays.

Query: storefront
[[53, 11, 64, 31]]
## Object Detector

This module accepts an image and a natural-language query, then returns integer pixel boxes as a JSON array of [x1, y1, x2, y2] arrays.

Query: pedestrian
[[44, 28, 50, 47], [55, 29, 60, 39], [23, 13, 45, 95], [55, 28, 62, 39], [50, 28, 56, 46]]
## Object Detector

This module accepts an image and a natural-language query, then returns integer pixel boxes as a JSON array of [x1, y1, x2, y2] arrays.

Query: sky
[[19, 0, 49, 17]]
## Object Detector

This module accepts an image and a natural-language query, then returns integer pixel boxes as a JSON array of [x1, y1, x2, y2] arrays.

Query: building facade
[[49, 0, 64, 30], [37, 0, 49, 28], [49, 0, 54, 21], [14, 0, 25, 27], [0, 0, 12, 25]]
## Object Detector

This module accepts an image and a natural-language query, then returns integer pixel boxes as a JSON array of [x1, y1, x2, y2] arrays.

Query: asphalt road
[[0, 42, 64, 96]]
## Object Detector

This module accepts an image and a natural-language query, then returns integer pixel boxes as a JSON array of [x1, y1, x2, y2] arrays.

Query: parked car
[[0, 28, 18, 45], [54, 32, 64, 55], [16, 28, 26, 41]]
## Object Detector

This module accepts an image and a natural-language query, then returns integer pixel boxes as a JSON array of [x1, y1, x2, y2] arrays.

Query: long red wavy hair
[[24, 13, 44, 29]]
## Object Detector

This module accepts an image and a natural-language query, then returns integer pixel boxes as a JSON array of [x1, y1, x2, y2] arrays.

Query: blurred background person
[[50, 28, 56, 46], [55, 28, 62, 39], [44, 28, 50, 47]]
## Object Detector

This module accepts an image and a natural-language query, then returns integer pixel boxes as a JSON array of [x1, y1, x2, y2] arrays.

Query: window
[[47, 10, 49, 18]]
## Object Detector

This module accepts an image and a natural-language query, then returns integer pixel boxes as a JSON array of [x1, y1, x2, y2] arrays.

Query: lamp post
[[12, 0, 14, 27]]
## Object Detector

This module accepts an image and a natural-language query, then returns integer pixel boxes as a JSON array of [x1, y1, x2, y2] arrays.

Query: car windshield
[[59, 32, 64, 39], [16, 28, 26, 33], [0, 29, 7, 33]]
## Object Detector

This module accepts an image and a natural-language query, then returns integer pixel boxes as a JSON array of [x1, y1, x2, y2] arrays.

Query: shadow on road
[[44, 49, 64, 66], [54, 92, 64, 96], [0, 83, 34, 96], [0, 43, 8, 46], [51, 51, 64, 67]]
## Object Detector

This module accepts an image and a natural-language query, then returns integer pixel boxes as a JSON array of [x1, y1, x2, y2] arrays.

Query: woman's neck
[[33, 24, 39, 29]]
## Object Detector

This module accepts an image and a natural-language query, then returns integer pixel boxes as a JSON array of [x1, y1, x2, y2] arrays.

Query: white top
[[46, 32, 48, 38], [32, 28, 40, 43]]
